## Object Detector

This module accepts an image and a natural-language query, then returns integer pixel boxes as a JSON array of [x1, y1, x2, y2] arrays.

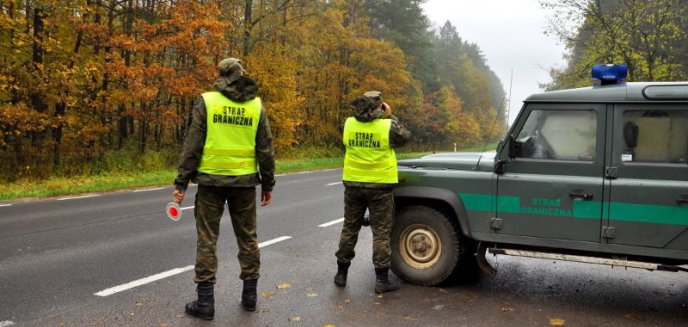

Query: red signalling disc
[[166, 202, 182, 222]]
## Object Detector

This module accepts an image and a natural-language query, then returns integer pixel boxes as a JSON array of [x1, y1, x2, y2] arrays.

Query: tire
[[391, 205, 465, 286]]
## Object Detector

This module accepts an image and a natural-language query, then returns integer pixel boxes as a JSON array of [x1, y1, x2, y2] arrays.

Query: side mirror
[[507, 134, 518, 159], [495, 135, 516, 174]]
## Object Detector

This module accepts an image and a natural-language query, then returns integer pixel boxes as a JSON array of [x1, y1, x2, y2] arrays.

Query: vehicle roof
[[525, 82, 688, 103]]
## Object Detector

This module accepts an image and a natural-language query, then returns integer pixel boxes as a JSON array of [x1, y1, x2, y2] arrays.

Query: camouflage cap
[[351, 90, 384, 117], [218, 57, 245, 77], [363, 90, 382, 100], [361, 90, 382, 110]]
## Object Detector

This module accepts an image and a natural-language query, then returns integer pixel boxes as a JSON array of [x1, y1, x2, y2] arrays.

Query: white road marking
[[0, 321, 15, 327], [275, 168, 341, 177], [258, 236, 292, 248], [0, 204, 11, 207], [94, 266, 195, 297], [94, 235, 292, 297], [133, 187, 164, 193], [181, 206, 195, 211], [326, 182, 342, 186], [57, 194, 100, 201], [318, 218, 345, 227]]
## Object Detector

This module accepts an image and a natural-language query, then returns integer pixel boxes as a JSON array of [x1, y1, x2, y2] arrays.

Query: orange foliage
[[0, 0, 503, 179]]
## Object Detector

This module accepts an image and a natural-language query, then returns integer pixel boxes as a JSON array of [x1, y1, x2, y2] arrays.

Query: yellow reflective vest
[[198, 91, 261, 176], [342, 117, 398, 184]]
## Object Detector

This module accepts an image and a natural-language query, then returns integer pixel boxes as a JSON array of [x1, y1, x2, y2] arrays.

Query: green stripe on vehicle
[[497, 195, 521, 213], [573, 201, 601, 219], [458, 193, 494, 211], [458, 193, 688, 225], [610, 202, 688, 225]]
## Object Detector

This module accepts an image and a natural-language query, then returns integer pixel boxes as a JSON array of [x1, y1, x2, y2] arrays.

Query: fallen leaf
[[402, 316, 417, 321], [374, 302, 381, 305], [433, 305, 444, 311], [322, 325, 336, 327], [549, 318, 566, 326], [176, 315, 183, 318], [439, 288, 448, 294], [277, 283, 292, 289], [261, 291, 275, 298], [501, 307, 514, 312], [307, 292, 318, 297], [344, 299, 351, 304], [289, 316, 301, 322], [135, 301, 143, 306], [376, 294, 383, 299], [624, 313, 637, 320], [159, 324, 171, 327]]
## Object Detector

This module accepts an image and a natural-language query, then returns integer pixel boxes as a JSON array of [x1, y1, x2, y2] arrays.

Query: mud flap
[[476, 242, 497, 279]]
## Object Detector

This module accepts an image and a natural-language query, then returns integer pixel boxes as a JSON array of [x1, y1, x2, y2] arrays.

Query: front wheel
[[391, 205, 468, 286]]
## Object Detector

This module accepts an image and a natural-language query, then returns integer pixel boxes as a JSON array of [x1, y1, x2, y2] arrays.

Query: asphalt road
[[1, 169, 687, 326]]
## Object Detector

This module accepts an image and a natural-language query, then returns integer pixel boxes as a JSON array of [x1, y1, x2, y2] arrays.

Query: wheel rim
[[398, 224, 441, 269]]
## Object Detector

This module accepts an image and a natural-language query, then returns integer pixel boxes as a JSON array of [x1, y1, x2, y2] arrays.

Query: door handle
[[569, 191, 593, 200], [677, 195, 688, 205]]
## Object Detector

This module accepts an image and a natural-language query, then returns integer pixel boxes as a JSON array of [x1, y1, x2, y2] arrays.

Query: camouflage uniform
[[335, 92, 412, 269], [336, 187, 396, 268], [193, 185, 260, 282], [175, 59, 275, 283]]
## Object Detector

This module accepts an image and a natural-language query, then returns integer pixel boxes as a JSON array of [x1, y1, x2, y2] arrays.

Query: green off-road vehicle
[[392, 65, 688, 285]]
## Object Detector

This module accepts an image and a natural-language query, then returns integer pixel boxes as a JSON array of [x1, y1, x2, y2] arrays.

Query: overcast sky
[[421, 0, 568, 125]]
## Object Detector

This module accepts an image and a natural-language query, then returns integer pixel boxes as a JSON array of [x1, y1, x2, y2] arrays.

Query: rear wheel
[[391, 205, 474, 286]]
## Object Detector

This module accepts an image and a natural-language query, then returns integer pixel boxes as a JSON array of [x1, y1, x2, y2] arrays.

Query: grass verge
[[0, 152, 432, 201]]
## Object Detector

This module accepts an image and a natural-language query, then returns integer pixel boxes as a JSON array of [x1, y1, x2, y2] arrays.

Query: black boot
[[374, 268, 399, 294], [185, 282, 215, 320], [241, 279, 258, 311], [334, 261, 350, 287]]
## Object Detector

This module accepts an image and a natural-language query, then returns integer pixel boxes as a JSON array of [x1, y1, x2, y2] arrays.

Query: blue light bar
[[592, 64, 627, 85]]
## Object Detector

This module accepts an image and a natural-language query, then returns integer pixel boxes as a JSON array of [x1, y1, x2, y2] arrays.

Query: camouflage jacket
[[174, 76, 276, 192], [343, 108, 412, 189]]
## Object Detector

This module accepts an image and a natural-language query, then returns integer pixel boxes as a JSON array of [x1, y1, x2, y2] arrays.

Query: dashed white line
[[181, 206, 195, 211], [0, 321, 15, 327], [318, 218, 345, 227], [94, 266, 195, 297], [0, 204, 11, 207], [133, 187, 164, 193], [57, 194, 100, 201], [94, 235, 292, 297], [326, 182, 342, 186], [258, 236, 292, 248]]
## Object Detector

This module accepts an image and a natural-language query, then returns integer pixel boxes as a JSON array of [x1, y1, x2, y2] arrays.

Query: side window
[[515, 110, 597, 161], [622, 110, 688, 164]]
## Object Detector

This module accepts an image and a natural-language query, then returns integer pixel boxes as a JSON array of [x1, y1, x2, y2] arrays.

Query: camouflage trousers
[[193, 185, 260, 283], [335, 187, 395, 269]]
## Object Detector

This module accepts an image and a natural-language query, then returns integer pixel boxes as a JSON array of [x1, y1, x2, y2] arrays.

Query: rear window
[[621, 110, 688, 164]]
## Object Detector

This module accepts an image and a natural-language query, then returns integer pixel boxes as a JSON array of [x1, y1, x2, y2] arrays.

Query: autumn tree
[[0, 0, 506, 180], [542, 0, 688, 89]]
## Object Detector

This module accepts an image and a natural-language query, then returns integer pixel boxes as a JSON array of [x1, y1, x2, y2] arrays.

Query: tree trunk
[[31, 6, 47, 148], [118, 105, 128, 149], [243, 0, 253, 57], [139, 118, 147, 154]]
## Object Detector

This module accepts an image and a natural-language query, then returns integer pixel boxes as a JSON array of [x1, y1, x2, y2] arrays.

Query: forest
[[542, 0, 688, 90], [0, 0, 506, 180]]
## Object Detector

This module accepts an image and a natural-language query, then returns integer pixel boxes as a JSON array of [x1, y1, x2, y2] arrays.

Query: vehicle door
[[605, 104, 688, 249], [495, 103, 606, 243]]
